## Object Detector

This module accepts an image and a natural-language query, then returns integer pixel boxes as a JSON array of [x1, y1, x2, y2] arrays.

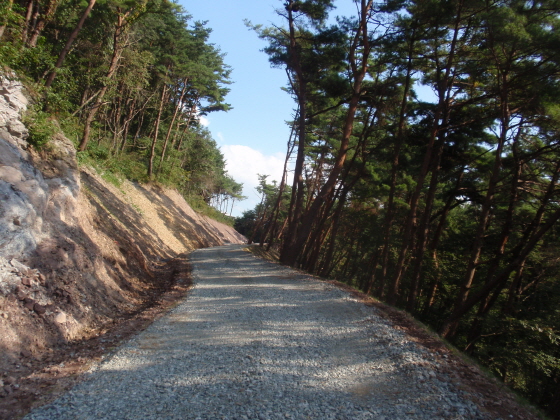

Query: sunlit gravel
[[25, 244, 487, 420]]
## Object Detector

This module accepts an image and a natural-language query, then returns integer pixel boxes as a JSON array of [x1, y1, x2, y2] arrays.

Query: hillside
[[0, 74, 245, 418]]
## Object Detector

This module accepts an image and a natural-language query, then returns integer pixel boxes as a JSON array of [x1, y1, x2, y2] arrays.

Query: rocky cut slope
[[0, 73, 245, 409]]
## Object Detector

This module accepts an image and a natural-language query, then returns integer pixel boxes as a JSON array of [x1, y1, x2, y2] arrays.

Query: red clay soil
[[1, 257, 193, 420]]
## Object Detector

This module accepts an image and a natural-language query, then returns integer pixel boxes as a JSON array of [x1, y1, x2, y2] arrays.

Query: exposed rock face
[[0, 75, 80, 296], [0, 73, 246, 383], [0, 74, 39, 260], [0, 74, 28, 141]]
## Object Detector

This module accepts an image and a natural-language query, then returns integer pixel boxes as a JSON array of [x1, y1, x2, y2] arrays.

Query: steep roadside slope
[[0, 74, 245, 418]]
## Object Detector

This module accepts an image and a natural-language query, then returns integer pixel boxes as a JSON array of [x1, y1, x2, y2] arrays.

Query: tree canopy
[[0, 0, 242, 220], [3, 0, 560, 414]]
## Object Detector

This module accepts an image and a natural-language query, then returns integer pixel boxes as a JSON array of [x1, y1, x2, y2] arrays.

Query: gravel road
[[25, 245, 489, 420]]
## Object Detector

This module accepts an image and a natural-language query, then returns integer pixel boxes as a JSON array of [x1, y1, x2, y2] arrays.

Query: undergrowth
[[18, 106, 235, 227], [186, 195, 235, 227], [23, 107, 57, 149], [75, 137, 235, 227]]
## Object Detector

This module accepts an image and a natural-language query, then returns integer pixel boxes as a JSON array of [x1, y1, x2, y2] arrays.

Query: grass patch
[[23, 108, 58, 149], [185, 195, 235, 227], [132, 204, 143, 215], [100, 171, 123, 188], [59, 121, 236, 229]]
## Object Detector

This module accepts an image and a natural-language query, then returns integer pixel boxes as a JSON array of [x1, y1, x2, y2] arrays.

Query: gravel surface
[[25, 245, 489, 420]]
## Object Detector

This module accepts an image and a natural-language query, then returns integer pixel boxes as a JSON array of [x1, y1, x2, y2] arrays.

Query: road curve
[[25, 245, 486, 420]]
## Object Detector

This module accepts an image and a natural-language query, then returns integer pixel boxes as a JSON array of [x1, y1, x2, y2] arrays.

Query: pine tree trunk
[[441, 158, 560, 338], [318, 192, 347, 277], [405, 162, 441, 312], [22, 0, 36, 45], [283, 0, 373, 267], [279, 2, 309, 265], [281, 94, 307, 264], [111, 91, 123, 151], [440, 72, 510, 337], [261, 127, 296, 247], [421, 170, 465, 315], [441, 205, 560, 338], [79, 12, 127, 152], [387, 1, 464, 305], [300, 199, 332, 271], [377, 28, 417, 299], [148, 83, 168, 178], [157, 78, 188, 173], [119, 97, 137, 154], [248, 204, 270, 245], [45, 0, 96, 87], [169, 102, 195, 156], [0, 0, 14, 39], [175, 103, 197, 151], [306, 222, 332, 274], [27, 0, 60, 47]]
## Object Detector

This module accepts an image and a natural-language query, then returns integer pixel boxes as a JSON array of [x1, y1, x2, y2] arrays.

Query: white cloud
[[221, 145, 293, 217], [199, 116, 210, 126]]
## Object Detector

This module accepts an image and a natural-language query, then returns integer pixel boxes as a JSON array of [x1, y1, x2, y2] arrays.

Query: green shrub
[[23, 110, 57, 148], [186, 194, 235, 227], [100, 171, 123, 188]]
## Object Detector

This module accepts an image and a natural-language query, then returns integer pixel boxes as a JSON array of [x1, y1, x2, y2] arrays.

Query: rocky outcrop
[[0, 74, 28, 141], [0, 73, 246, 385], [0, 74, 80, 295], [0, 74, 36, 260]]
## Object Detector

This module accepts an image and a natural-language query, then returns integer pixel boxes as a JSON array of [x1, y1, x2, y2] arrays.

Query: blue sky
[[177, 0, 360, 217]]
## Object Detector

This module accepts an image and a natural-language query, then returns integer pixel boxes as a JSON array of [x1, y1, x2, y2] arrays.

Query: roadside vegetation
[[3, 0, 560, 415], [0, 0, 244, 226], [238, 0, 560, 415]]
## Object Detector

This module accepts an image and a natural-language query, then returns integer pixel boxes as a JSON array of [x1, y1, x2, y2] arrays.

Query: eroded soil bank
[[0, 74, 245, 419]]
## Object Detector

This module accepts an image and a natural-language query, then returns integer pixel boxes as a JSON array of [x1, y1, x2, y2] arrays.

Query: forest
[[236, 0, 560, 415], [2, 0, 560, 416], [0, 0, 244, 222]]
